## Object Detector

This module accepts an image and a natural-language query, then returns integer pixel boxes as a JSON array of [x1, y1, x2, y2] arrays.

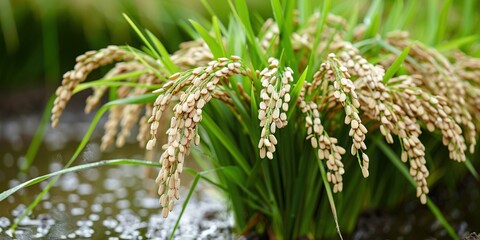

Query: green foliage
[[2, 0, 480, 239]]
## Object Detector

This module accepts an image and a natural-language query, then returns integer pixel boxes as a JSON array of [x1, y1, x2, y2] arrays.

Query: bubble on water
[[139, 197, 159, 209], [70, 208, 85, 216], [76, 220, 93, 227], [41, 201, 53, 210], [104, 179, 121, 191], [14, 228, 34, 240], [101, 193, 116, 203], [49, 162, 63, 172], [44, 131, 68, 151], [115, 188, 128, 199], [12, 204, 27, 217], [77, 183, 93, 195], [89, 214, 100, 221], [0, 217, 11, 228], [82, 143, 101, 163], [107, 169, 123, 179], [104, 207, 112, 215], [116, 200, 130, 209], [90, 203, 102, 213], [84, 169, 100, 182], [103, 217, 118, 229], [60, 173, 79, 192], [79, 200, 88, 208], [75, 225, 94, 238], [138, 209, 149, 217], [68, 194, 80, 203], [56, 203, 66, 212]]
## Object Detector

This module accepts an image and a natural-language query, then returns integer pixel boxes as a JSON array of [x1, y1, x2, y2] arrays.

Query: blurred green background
[[0, 0, 479, 93]]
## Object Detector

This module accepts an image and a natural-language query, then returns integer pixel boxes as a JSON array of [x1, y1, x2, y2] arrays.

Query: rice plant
[[2, 0, 480, 239]]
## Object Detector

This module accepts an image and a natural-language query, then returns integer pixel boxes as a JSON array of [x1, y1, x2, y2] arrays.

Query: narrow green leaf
[[170, 175, 200, 239], [426, 0, 438, 45], [211, 16, 227, 56], [461, 0, 474, 36], [1, 159, 160, 202], [123, 14, 161, 60], [317, 156, 343, 240], [146, 30, 179, 74], [434, 0, 452, 45], [73, 70, 149, 93], [201, 113, 250, 172], [189, 20, 224, 59], [465, 158, 480, 181], [20, 95, 55, 172], [363, 0, 382, 39], [436, 35, 478, 51], [270, 0, 284, 30], [383, 45, 411, 84], [287, 66, 308, 120]]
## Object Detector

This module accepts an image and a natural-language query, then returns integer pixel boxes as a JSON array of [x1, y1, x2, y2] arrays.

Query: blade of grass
[[123, 14, 161, 60], [201, 113, 250, 172], [461, 0, 474, 36], [146, 30, 179, 74], [170, 174, 200, 239], [383, 44, 411, 84], [426, 0, 438, 45], [465, 158, 480, 181], [0, 0, 19, 53], [189, 20, 224, 59], [363, 0, 382, 39], [317, 155, 343, 240], [436, 35, 478, 52], [1, 159, 161, 202], [20, 95, 55, 173], [434, 0, 452, 45], [305, 0, 330, 81], [287, 67, 308, 119]]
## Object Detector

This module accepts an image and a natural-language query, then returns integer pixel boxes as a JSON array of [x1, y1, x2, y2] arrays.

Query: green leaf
[[201, 113, 250, 173], [434, 0, 452, 45], [123, 14, 161, 60], [1, 159, 161, 202], [317, 156, 343, 240], [189, 20, 224, 59], [146, 30, 179, 74], [383, 45, 411, 84], [436, 35, 478, 51], [287, 66, 308, 120], [20, 95, 55, 172]]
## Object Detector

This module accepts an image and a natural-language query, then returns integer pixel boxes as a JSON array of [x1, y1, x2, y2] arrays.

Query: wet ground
[[0, 107, 234, 239], [0, 92, 479, 239]]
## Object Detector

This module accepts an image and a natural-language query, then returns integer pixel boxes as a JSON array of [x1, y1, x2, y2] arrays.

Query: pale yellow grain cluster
[[257, 58, 293, 159], [147, 56, 246, 217], [51, 46, 134, 128], [387, 32, 476, 153]]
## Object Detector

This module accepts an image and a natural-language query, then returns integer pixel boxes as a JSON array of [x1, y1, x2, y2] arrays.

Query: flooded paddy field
[[0, 95, 478, 239]]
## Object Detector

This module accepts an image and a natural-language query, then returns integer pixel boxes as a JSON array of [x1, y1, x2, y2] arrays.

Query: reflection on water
[[0, 112, 234, 239], [1, 110, 479, 239]]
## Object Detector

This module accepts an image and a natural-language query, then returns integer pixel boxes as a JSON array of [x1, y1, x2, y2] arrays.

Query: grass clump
[[3, 0, 480, 239]]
